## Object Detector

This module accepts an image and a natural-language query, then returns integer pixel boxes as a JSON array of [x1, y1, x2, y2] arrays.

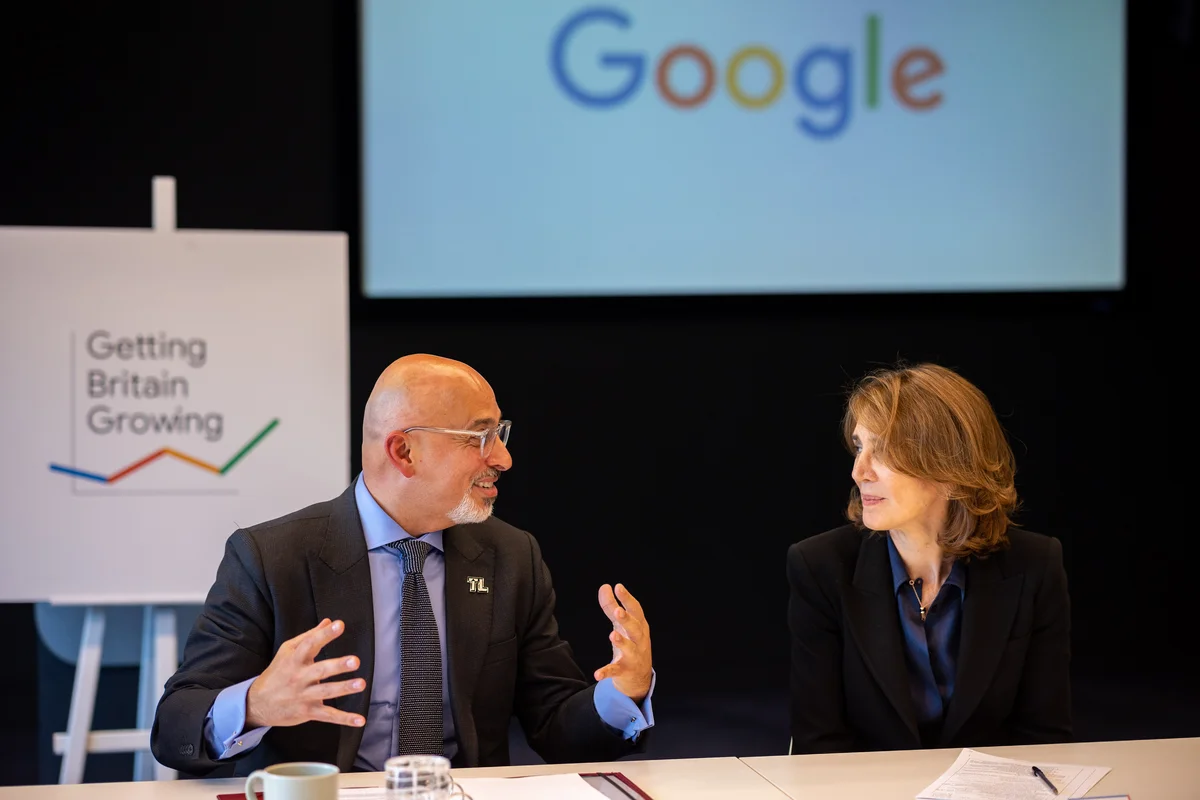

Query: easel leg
[[134, 605, 179, 781], [59, 607, 105, 784], [151, 606, 179, 780]]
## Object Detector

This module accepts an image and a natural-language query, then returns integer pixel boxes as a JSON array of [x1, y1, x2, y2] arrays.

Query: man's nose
[[488, 438, 512, 471]]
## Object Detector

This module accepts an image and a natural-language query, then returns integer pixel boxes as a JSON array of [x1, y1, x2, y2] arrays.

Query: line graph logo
[[50, 418, 279, 485]]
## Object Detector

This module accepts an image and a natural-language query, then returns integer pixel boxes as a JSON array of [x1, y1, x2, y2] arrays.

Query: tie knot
[[387, 538, 433, 574]]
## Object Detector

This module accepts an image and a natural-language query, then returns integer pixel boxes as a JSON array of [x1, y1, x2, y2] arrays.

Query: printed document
[[338, 773, 610, 799], [917, 748, 1110, 799]]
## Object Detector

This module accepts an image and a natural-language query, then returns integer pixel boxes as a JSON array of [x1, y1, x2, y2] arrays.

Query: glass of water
[[384, 755, 471, 800]]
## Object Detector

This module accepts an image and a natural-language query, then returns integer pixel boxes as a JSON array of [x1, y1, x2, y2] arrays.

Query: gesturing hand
[[593, 583, 653, 703], [245, 618, 366, 729]]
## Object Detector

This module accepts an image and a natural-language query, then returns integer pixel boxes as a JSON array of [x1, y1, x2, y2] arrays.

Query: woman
[[787, 363, 1071, 754]]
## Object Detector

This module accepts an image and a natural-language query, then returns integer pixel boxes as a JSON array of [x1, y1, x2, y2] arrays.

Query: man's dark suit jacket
[[151, 484, 641, 776], [787, 524, 1072, 754]]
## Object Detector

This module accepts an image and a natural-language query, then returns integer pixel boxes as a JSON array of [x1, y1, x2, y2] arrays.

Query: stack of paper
[[456, 774, 621, 798], [916, 749, 1111, 799], [339, 773, 613, 799]]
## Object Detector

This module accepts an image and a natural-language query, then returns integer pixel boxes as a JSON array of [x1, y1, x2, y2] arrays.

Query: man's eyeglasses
[[401, 420, 512, 458]]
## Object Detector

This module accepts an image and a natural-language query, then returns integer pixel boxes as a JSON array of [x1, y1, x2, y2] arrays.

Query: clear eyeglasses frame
[[401, 420, 512, 459]]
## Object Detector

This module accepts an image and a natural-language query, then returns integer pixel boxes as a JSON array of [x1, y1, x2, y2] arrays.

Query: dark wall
[[1, 0, 1194, 783]]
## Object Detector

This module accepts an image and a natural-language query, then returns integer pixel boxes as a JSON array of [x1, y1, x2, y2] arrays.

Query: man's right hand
[[245, 618, 366, 729]]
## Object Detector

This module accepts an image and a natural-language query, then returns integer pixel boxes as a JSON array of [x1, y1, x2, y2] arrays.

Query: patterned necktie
[[386, 538, 444, 756]]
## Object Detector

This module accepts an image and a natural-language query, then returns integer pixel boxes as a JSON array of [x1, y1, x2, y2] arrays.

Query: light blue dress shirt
[[204, 474, 655, 767]]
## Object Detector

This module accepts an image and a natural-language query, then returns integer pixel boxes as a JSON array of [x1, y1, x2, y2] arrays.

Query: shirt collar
[[354, 472, 444, 553], [886, 532, 966, 596]]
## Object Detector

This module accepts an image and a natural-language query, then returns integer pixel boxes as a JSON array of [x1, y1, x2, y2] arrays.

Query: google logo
[[550, 7, 945, 139]]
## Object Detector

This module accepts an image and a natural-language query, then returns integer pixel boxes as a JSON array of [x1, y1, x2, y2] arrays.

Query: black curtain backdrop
[[0, 0, 1193, 785]]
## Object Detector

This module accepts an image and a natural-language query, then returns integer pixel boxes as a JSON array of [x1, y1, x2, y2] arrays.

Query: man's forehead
[[433, 388, 499, 429], [462, 413, 500, 430], [460, 397, 501, 427], [414, 376, 493, 410]]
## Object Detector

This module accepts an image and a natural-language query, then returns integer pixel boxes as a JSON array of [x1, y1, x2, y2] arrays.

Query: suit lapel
[[841, 534, 920, 744], [308, 484, 376, 772], [939, 551, 1023, 745], [442, 525, 495, 767]]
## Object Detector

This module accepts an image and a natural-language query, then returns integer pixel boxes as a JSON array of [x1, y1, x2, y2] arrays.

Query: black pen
[[1031, 765, 1059, 795]]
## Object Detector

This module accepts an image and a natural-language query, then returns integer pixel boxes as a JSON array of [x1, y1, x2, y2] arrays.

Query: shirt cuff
[[203, 676, 271, 759], [592, 670, 656, 740]]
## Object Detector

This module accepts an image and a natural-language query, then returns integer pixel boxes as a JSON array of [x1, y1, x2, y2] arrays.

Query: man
[[151, 355, 655, 776]]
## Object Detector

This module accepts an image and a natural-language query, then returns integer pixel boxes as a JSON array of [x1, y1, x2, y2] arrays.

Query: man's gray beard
[[447, 489, 494, 525]]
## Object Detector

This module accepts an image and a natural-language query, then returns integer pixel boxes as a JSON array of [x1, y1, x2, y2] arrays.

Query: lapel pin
[[466, 576, 490, 594]]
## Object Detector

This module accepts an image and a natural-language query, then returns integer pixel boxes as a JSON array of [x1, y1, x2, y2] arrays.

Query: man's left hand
[[594, 583, 653, 702]]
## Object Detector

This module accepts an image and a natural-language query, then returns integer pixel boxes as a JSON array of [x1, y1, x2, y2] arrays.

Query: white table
[[744, 737, 1200, 799], [4, 740, 1197, 799], [0, 756, 787, 800]]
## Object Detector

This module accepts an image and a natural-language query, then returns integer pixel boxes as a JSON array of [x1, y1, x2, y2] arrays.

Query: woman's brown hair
[[843, 363, 1019, 559]]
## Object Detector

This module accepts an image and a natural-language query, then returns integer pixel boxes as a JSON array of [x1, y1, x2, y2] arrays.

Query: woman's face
[[851, 423, 948, 535]]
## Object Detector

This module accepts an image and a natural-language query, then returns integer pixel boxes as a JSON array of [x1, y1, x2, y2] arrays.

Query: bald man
[[151, 355, 655, 776]]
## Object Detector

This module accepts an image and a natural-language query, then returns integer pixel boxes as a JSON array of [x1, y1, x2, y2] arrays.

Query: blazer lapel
[[939, 552, 1024, 745], [840, 534, 920, 744], [308, 484, 376, 772], [442, 525, 495, 767]]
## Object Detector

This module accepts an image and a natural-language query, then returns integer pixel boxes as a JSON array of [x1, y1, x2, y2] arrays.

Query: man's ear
[[385, 431, 417, 479]]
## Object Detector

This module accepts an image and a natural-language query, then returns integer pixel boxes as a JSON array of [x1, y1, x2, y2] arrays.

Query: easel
[[11, 173, 349, 783], [51, 178, 205, 784], [51, 595, 204, 783]]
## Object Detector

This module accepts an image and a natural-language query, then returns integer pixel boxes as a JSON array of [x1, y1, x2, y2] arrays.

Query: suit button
[[179, 744, 194, 756]]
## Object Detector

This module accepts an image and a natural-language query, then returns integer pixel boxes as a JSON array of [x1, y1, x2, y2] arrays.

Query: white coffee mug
[[244, 761, 339, 800]]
